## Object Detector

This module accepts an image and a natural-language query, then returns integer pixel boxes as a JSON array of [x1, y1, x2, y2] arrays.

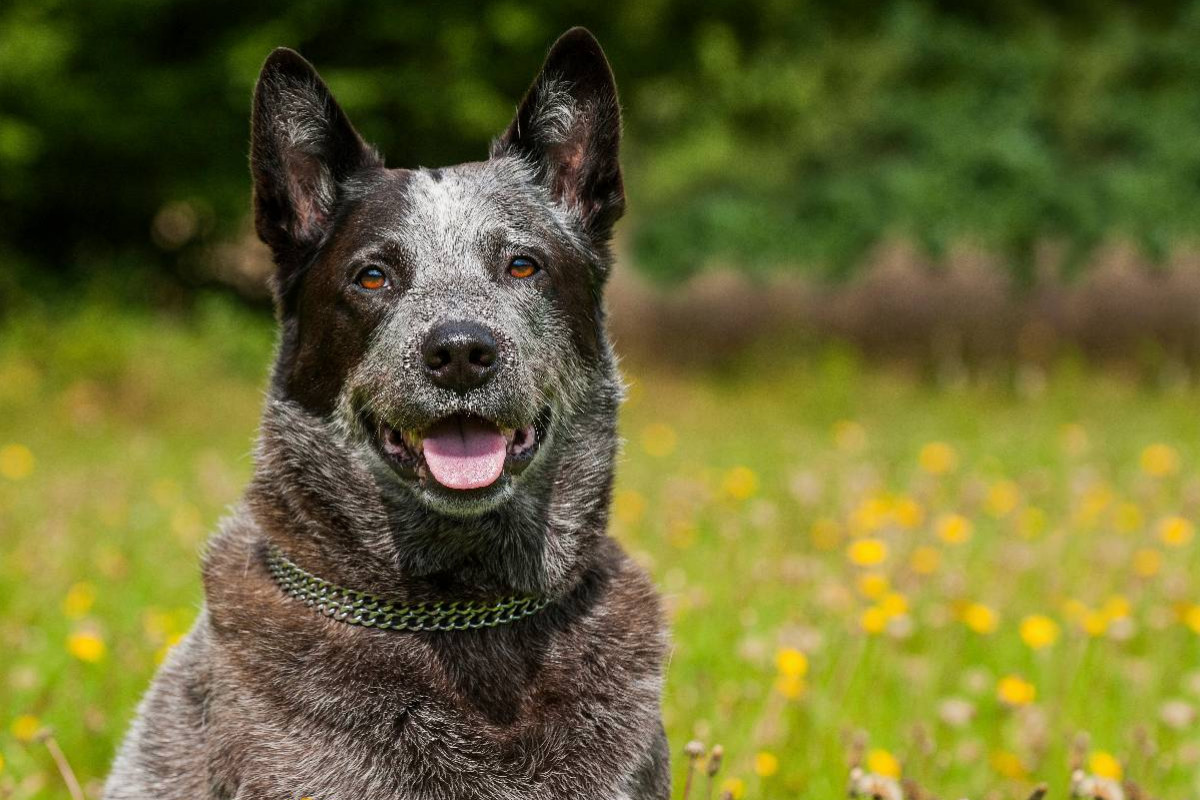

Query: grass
[[2, 300, 1199, 798]]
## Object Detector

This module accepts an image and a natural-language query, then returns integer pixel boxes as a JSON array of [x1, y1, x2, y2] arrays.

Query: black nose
[[421, 320, 499, 393]]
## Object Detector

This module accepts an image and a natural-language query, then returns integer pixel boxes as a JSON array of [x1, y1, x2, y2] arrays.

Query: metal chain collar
[[265, 543, 550, 632]]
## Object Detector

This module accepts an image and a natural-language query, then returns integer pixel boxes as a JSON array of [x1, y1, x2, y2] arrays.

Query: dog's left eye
[[508, 257, 539, 279], [355, 267, 388, 291]]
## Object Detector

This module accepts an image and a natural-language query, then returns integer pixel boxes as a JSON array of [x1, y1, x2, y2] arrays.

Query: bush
[[2, 1, 1200, 294]]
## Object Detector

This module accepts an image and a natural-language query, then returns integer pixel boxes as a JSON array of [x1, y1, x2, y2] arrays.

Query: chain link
[[265, 544, 549, 632]]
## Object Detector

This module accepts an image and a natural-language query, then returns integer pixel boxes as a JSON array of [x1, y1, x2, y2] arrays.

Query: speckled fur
[[105, 28, 669, 800]]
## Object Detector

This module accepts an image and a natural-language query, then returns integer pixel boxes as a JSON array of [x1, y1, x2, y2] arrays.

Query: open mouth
[[368, 410, 549, 492]]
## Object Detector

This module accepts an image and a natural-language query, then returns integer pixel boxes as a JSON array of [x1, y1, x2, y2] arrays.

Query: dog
[[103, 27, 670, 800]]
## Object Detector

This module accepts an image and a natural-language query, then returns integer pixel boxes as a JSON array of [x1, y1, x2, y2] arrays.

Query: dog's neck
[[242, 395, 618, 599]]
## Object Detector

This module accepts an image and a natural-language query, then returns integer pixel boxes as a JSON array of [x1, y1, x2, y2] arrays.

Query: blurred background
[[4, 1, 1200, 798]]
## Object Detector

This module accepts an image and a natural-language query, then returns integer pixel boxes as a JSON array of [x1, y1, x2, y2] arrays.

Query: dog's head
[[251, 29, 623, 519]]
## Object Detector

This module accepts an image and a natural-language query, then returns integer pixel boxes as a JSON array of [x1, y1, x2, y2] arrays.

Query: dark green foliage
[[2, 0, 1200, 290]]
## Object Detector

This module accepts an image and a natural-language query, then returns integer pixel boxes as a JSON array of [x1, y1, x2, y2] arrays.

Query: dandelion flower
[[962, 602, 998, 634], [990, 750, 1028, 779], [1183, 605, 1200, 635], [891, 496, 923, 529], [936, 514, 973, 545], [10, 714, 40, 741], [860, 606, 888, 635], [1158, 516, 1194, 548], [0, 443, 34, 481], [1088, 751, 1122, 780], [1019, 614, 1060, 649], [857, 572, 889, 599], [775, 648, 808, 678], [880, 592, 909, 618], [847, 538, 888, 567], [918, 442, 957, 475], [722, 466, 758, 500], [984, 480, 1020, 518], [62, 581, 97, 619], [866, 748, 901, 778], [1140, 443, 1179, 477], [773, 673, 806, 699], [720, 777, 745, 799], [67, 629, 106, 663], [997, 675, 1036, 706], [754, 751, 779, 777], [640, 423, 677, 458], [613, 489, 646, 524], [909, 546, 941, 574], [1133, 547, 1162, 577]]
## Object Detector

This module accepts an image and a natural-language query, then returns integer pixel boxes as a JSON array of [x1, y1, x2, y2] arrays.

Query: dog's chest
[[208, 609, 663, 800]]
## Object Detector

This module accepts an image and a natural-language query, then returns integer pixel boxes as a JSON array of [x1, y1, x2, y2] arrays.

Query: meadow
[[2, 301, 1200, 799]]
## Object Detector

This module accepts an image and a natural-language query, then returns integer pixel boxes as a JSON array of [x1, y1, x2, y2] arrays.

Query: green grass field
[[2, 301, 1200, 799]]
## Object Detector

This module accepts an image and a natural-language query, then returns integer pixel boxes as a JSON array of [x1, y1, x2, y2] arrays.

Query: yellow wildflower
[[0, 443, 34, 480], [773, 673, 806, 699], [775, 647, 808, 678], [990, 750, 1028, 779], [892, 496, 923, 529], [1102, 595, 1130, 620], [985, 480, 1020, 518], [754, 751, 779, 778], [909, 546, 941, 575], [857, 572, 889, 599], [721, 778, 745, 799], [850, 496, 892, 534], [67, 629, 106, 663], [1082, 610, 1109, 637], [962, 602, 998, 634], [997, 675, 1036, 706], [1113, 502, 1143, 533], [613, 489, 646, 524], [1140, 443, 1179, 477], [1132, 547, 1162, 577], [936, 514, 973, 545], [63, 581, 97, 619], [1019, 614, 1060, 649], [722, 466, 758, 500], [879, 592, 909, 618], [866, 748, 901, 778], [1183, 605, 1200, 634], [1158, 516, 1194, 548], [10, 714, 40, 741], [847, 538, 888, 567], [640, 423, 677, 458], [860, 606, 888, 635], [918, 442, 958, 475], [1088, 751, 1123, 781]]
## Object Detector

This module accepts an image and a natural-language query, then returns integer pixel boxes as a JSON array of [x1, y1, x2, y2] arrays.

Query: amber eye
[[508, 256, 539, 279], [355, 267, 387, 291]]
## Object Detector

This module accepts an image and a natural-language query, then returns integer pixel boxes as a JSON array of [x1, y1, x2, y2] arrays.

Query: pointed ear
[[491, 28, 625, 240], [251, 48, 381, 268]]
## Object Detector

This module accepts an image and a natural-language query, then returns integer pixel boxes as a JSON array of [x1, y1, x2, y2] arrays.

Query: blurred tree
[[1, 0, 1199, 302]]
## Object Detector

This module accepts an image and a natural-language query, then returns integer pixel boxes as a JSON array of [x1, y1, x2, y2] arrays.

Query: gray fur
[[105, 28, 669, 800]]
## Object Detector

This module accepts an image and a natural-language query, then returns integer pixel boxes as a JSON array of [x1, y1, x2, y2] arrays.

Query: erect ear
[[251, 48, 382, 269], [491, 28, 625, 240]]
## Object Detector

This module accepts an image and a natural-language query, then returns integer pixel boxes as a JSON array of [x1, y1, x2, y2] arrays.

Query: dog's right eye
[[355, 267, 388, 291]]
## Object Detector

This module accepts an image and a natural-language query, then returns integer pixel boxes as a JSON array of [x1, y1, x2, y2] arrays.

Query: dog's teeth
[[502, 428, 516, 444]]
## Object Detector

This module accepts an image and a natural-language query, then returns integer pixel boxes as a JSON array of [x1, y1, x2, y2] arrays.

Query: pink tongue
[[422, 417, 508, 490]]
